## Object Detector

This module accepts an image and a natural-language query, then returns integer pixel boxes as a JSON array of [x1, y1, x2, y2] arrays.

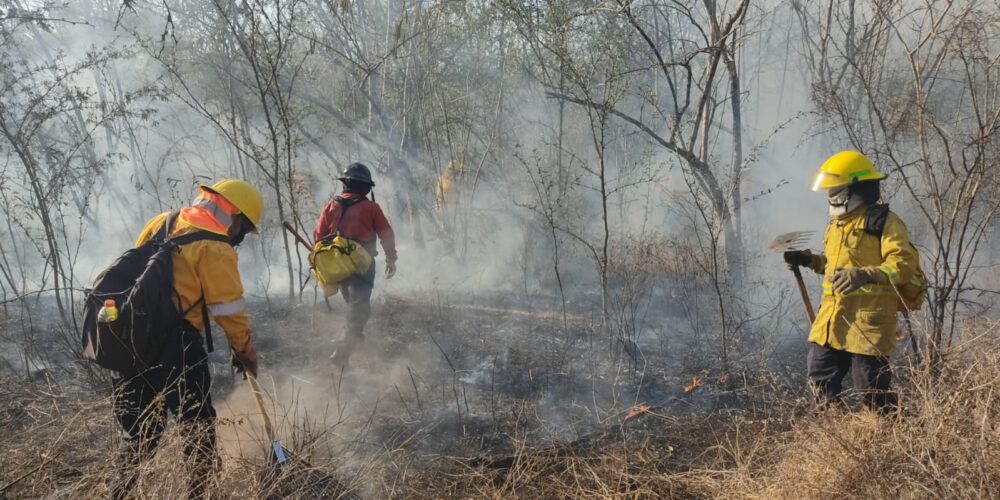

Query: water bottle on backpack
[[97, 299, 118, 323]]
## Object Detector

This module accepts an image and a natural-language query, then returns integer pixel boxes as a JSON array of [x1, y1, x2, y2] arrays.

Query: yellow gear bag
[[308, 235, 373, 296]]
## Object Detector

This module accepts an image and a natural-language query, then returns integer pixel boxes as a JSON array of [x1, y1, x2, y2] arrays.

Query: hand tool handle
[[282, 221, 313, 250], [792, 266, 816, 323], [902, 311, 922, 365], [246, 374, 276, 444]]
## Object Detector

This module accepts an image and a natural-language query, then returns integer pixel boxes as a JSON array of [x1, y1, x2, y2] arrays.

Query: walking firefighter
[[82, 179, 263, 499], [783, 151, 924, 412], [313, 162, 398, 367]]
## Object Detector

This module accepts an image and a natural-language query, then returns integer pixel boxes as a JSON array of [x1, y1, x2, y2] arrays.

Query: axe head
[[768, 231, 815, 253]]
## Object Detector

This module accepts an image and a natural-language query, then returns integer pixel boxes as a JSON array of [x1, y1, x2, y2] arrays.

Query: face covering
[[228, 215, 253, 247], [827, 187, 864, 217], [229, 230, 246, 247]]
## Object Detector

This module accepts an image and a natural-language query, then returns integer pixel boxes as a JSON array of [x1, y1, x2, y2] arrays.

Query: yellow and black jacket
[[135, 208, 251, 352]]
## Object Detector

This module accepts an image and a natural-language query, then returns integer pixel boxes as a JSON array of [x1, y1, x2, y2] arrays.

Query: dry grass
[[2, 306, 999, 498], [0, 378, 364, 498], [716, 343, 1000, 500], [396, 330, 1000, 499]]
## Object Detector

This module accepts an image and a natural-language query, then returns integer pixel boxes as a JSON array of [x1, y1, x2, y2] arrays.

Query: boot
[[330, 332, 365, 368], [330, 341, 354, 368]]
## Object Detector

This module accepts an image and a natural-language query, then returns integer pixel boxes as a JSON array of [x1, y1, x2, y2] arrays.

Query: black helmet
[[338, 162, 374, 186]]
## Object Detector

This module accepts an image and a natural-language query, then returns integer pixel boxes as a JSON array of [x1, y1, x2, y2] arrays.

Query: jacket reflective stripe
[[878, 263, 901, 285], [208, 298, 247, 316], [822, 281, 898, 297]]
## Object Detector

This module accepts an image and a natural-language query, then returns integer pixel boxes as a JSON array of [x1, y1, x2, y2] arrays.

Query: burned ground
[[0, 293, 787, 498], [2, 295, 999, 499]]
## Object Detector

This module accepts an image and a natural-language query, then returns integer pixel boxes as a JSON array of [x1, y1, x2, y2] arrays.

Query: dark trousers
[[110, 330, 217, 499], [339, 261, 376, 349], [807, 342, 896, 412]]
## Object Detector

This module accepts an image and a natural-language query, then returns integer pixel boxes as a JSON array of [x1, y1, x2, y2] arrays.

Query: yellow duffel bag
[[309, 235, 373, 296]]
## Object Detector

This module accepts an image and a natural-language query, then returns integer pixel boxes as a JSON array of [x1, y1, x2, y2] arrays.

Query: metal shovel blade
[[768, 231, 815, 253]]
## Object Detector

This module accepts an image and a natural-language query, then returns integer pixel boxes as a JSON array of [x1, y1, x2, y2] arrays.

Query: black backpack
[[81, 211, 229, 373]]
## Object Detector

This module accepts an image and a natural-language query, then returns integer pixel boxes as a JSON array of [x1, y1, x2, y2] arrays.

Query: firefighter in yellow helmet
[[784, 151, 917, 412], [111, 179, 262, 499]]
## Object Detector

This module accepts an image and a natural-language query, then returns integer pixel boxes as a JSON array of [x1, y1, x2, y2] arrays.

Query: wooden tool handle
[[282, 221, 313, 250], [246, 374, 276, 444], [792, 266, 816, 323], [902, 311, 922, 365]]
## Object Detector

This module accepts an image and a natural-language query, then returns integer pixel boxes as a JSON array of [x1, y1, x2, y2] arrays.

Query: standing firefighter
[[435, 159, 465, 211], [435, 160, 473, 256], [97, 179, 262, 499], [784, 151, 918, 412], [314, 162, 397, 366]]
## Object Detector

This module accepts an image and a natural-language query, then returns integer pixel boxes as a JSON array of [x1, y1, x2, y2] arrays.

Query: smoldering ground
[[0, 281, 753, 497], [212, 283, 723, 478], [5, 0, 999, 498]]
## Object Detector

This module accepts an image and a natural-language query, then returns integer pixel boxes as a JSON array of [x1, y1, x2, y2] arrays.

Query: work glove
[[231, 341, 258, 379], [385, 259, 397, 279], [831, 267, 875, 294], [783, 250, 814, 271]]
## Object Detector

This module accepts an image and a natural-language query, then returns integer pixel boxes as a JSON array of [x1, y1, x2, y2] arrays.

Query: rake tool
[[245, 373, 289, 470], [768, 231, 817, 323]]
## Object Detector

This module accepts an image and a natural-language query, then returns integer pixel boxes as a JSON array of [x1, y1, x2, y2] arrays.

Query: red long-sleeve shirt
[[314, 193, 397, 261]]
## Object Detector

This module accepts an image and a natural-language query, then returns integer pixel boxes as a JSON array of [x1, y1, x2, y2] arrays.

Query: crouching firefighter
[[784, 151, 921, 413], [314, 162, 397, 366], [83, 179, 262, 499]]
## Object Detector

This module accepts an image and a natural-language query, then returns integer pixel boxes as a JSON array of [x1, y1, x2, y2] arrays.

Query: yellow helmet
[[199, 179, 263, 227], [447, 160, 463, 172], [810, 150, 887, 191]]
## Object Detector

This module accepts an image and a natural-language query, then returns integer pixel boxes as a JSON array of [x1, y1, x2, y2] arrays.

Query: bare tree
[[142, 0, 315, 300], [794, 0, 1000, 360], [497, 0, 758, 376], [0, 9, 151, 321], [503, 0, 751, 279]]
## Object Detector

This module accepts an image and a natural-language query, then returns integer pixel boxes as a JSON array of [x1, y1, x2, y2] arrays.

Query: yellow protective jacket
[[805, 205, 917, 357], [135, 209, 251, 352], [435, 170, 468, 210]]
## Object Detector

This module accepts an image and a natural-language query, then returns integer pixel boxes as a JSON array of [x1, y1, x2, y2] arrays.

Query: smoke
[[0, 0, 883, 487], [3, 1, 830, 303]]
